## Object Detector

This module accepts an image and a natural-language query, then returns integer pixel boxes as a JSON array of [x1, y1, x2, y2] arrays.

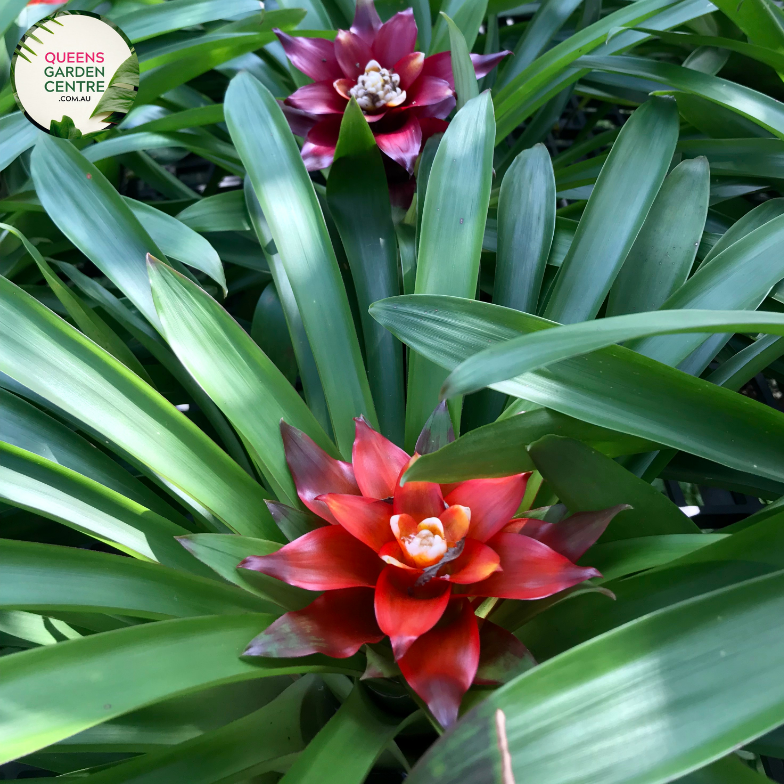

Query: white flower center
[[394, 516, 447, 568], [349, 59, 406, 112]]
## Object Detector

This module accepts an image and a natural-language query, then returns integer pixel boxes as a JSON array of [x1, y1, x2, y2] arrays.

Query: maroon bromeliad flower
[[239, 413, 625, 727], [274, 0, 509, 173]]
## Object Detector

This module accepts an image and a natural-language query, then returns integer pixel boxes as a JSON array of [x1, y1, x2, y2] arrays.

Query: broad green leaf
[[699, 197, 784, 268], [176, 191, 250, 233], [577, 55, 784, 140], [517, 506, 784, 658], [276, 0, 331, 28], [280, 683, 412, 784], [407, 92, 494, 449], [587, 534, 728, 584], [252, 282, 298, 385], [397, 224, 417, 296], [409, 569, 784, 784], [675, 93, 772, 139], [84, 131, 243, 175], [704, 0, 784, 57], [442, 13, 478, 110], [443, 310, 784, 398], [51, 680, 291, 753], [138, 34, 276, 106], [226, 72, 376, 457], [123, 198, 226, 293], [326, 100, 405, 445], [0, 610, 81, 648], [402, 408, 656, 483], [663, 453, 784, 500], [415, 132, 442, 256], [30, 136, 167, 326], [495, 143, 556, 314], [0, 439, 215, 574], [707, 334, 784, 391], [679, 139, 784, 181], [529, 435, 698, 539], [149, 258, 335, 505], [493, 0, 683, 140], [607, 157, 709, 316], [0, 222, 152, 384], [0, 274, 274, 539], [0, 614, 363, 765], [91, 55, 139, 120], [631, 214, 784, 366], [496, 0, 584, 90], [54, 261, 257, 483], [244, 179, 332, 438], [70, 677, 314, 783], [178, 534, 314, 611], [0, 539, 274, 619], [543, 97, 679, 324], [0, 387, 187, 526], [0, 112, 39, 172], [118, 0, 264, 42], [429, 0, 489, 54], [0, 0, 27, 38], [126, 104, 225, 134], [370, 296, 784, 485]]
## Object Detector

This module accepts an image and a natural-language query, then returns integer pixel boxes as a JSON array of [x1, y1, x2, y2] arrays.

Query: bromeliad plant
[[6, 0, 784, 782], [238, 414, 610, 725]]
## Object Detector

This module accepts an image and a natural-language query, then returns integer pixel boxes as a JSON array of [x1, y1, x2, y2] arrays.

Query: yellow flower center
[[391, 516, 448, 568]]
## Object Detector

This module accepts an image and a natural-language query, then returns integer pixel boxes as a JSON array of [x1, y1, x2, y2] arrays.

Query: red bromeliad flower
[[274, 0, 509, 173], [240, 412, 624, 726]]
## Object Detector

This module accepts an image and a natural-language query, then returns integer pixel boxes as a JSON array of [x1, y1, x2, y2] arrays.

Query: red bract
[[239, 416, 620, 727], [275, 0, 510, 173]]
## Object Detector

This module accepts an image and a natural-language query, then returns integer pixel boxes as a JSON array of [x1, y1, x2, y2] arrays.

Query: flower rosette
[[274, 0, 510, 174], [239, 408, 626, 726]]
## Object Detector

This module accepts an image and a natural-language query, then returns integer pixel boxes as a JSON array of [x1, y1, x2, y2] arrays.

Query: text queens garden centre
[[44, 51, 106, 96]]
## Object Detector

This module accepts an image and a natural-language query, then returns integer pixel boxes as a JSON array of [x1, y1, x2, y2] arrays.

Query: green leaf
[[126, 104, 225, 134], [0, 614, 362, 765], [280, 683, 412, 784], [177, 534, 314, 610], [0, 274, 273, 538], [707, 334, 784, 391], [0, 222, 153, 384], [406, 92, 495, 449], [443, 309, 784, 398], [70, 677, 314, 783], [586, 533, 728, 584], [517, 505, 784, 658], [702, 0, 784, 57], [252, 282, 298, 385], [0, 387, 187, 525], [175, 190, 250, 233], [496, 0, 584, 90], [0, 440, 214, 575], [49, 115, 81, 139], [0, 539, 274, 619], [122, 198, 226, 293], [118, 0, 264, 43], [0, 610, 81, 648], [91, 55, 139, 120], [30, 135, 167, 327], [493, 0, 683, 140], [630, 214, 784, 367], [0, 113, 39, 172], [607, 157, 709, 316], [370, 296, 784, 486], [442, 13, 478, 111], [149, 258, 335, 507], [244, 179, 332, 437], [326, 100, 405, 445], [429, 0, 489, 54], [543, 97, 679, 324], [226, 72, 376, 457], [577, 55, 784, 140], [495, 143, 556, 314], [408, 569, 784, 784], [529, 435, 698, 539], [402, 408, 656, 484]]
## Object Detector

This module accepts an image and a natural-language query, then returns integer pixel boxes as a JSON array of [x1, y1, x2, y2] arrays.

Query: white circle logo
[[11, 11, 138, 138]]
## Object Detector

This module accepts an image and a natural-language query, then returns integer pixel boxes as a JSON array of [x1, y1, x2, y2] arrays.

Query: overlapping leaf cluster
[[3, 0, 784, 781]]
